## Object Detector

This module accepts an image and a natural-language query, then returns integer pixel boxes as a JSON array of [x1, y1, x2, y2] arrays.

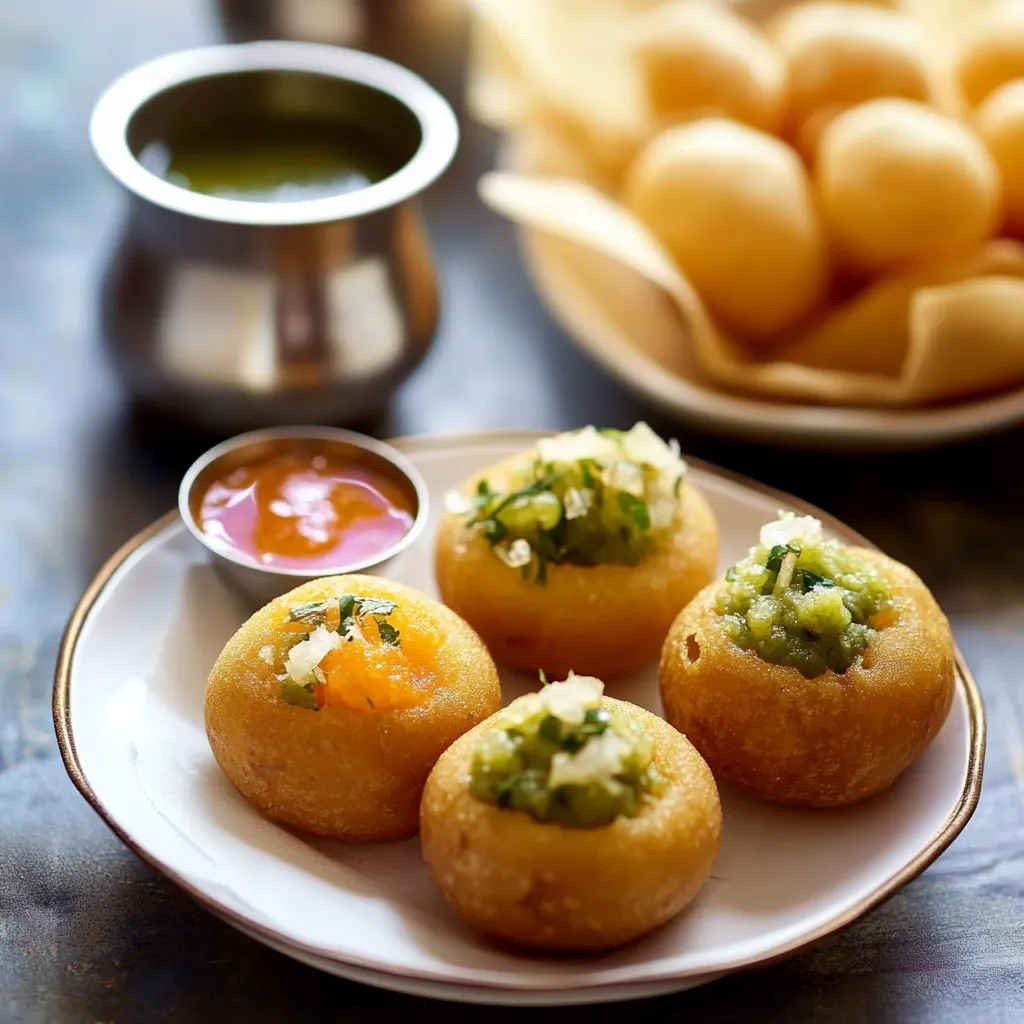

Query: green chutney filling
[[717, 513, 892, 678], [469, 675, 665, 828], [144, 118, 403, 203], [445, 423, 687, 583]]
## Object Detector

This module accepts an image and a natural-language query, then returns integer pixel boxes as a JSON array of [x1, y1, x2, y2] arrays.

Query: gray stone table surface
[[1, 1, 1022, 1021]]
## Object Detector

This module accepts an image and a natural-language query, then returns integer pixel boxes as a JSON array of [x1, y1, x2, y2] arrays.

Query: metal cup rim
[[177, 426, 430, 586], [90, 41, 459, 226]]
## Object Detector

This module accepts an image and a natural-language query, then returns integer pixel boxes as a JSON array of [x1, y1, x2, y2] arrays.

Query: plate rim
[[52, 430, 987, 994], [230, 915, 723, 1005]]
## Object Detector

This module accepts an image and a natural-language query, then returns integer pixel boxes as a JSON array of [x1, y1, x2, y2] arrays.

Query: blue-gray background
[[1, 1, 1022, 1021]]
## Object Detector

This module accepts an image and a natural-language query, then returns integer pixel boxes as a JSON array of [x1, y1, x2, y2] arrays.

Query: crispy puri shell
[[420, 698, 722, 952], [205, 575, 501, 840], [434, 453, 719, 679], [659, 549, 955, 807]]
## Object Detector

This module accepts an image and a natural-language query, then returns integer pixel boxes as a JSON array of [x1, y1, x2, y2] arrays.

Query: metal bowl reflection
[[92, 42, 458, 433], [178, 426, 430, 605]]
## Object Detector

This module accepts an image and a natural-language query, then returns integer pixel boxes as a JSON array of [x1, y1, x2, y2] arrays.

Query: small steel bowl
[[178, 427, 428, 605], [91, 42, 458, 432]]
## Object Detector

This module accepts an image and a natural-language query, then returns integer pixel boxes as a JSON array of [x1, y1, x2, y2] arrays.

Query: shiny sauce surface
[[197, 453, 415, 569]]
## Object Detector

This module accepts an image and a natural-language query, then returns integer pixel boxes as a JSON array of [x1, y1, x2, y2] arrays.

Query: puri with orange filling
[[205, 575, 501, 840]]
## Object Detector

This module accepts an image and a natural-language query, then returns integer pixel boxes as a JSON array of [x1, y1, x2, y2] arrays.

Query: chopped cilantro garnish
[[469, 475, 558, 528], [764, 544, 789, 573], [280, 677, 319, 710], [496, 775, 519, 808], [719, 522, 890, 677], [374, 617, 401, 648], [538, 715, 562, 745], [366, 696, 376, 711], [359, 597, 398, 617], [482, 518, 508, 544], [459, 429, 686, 582], [766, 542, 802, 573], [534, 553, 548, 585], [531, 705, 614, 754], [337, 595, 357, 627], [334, 594, 402, 648], [616, 491, 651, 532], [538, 669, 549, 686], [280, 594, 403, 711], [725, 566, 738, 583], [288, 599, 332, 623], [798, 569, 835, 592]]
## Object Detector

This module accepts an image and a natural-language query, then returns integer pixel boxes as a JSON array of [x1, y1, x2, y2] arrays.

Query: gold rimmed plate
[[53, 432, 985, 1005]]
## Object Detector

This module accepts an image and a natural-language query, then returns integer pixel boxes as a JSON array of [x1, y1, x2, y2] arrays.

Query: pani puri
[[953, 1, 1024, 108], [815, 98, 1000, 273], [623, 118, 828, 345], [631, 1, 787, 134], [772, 1, 933, 159], [420, 675, 722, 951], [434, 423, 718, 679], [205, 575, 501, 840], [660, 513, 955, 807], [975, 79, 1024, 237]]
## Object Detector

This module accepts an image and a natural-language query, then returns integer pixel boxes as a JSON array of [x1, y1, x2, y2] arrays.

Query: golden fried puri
[[624, 119, 829, 345], [771, 1, 933, 159], [632, 1, 787, 134], [205, 575, 501, 840], [420, 698, 721, 951], [953, 1, 1024, 109], [975, 80, 1024, 237], [434, 454, 719, 680], [659, 549, 955, 807], [815, 99, 1000, 273]]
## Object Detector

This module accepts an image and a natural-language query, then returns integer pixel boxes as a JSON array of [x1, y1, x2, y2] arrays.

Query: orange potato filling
[[268, 603, 441, 712], [317, 608, 441, 712], [205, 573, 502, 840]]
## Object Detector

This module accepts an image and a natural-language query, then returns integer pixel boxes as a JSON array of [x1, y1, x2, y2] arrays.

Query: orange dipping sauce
[[196, 452, 415, 570]]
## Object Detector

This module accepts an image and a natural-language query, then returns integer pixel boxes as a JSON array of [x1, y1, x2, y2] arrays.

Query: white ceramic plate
[[230, 922, 718, 1005], [522, 228, 1024, 450], [54, 432, 985, 1005]]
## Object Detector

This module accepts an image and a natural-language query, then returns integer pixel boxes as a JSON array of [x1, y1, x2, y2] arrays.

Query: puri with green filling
[[659, 513, 956, 806], [434, 423, 719, 679], [420, 674, 722, 951]]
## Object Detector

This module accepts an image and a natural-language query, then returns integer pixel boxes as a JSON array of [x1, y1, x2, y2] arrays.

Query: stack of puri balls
[[618, 0, 1024, 360], [206, 424, 955, 953]]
